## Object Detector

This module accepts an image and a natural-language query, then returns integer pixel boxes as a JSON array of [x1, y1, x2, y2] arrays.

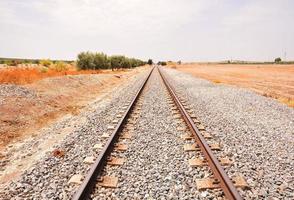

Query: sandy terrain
[[0, 67, 146, 151], [171, 63, 294, 107]]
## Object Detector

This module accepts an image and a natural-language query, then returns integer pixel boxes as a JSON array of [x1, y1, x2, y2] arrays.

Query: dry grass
[[175, 63, 294, 108], [212, 80, 222, 84], [0, 68, 101, 85], [278, 98, 294, 108]]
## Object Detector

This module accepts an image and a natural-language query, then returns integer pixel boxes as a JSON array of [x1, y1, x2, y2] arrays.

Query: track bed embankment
[[162, 67, 294, 199]]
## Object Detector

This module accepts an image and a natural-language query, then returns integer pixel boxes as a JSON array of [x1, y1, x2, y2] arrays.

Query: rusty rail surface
[[158, 67, 242, 200], [73, 67, 154, 200]]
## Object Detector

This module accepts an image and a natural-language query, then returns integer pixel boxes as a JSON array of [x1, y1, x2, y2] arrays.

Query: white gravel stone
[[162, 67, 294, 200]]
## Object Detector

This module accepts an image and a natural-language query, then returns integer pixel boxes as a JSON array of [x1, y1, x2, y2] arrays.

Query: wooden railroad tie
[[107, 125, 115, 131], [184, 144, 199, 151], [190, 157, 233, 167], [180, 134, 193, 140], [209, 143, 221, 151], [83, 156, 95, 164], [116, 114, 123, 118], [97, 176, 118, 188], [171, 106, 177, 110], [232, 175, 250, 189], [196, 178, 221, 190], [173, 114, 181, 119], [202, 132, 213, 139], [112, 119, 119, 124], [177, 126, 187, 131], [120, 133, 133, 139], [114, 143, 128, 151], [219, 157, 233, 166], [93, 143, 103, 150], [102, 133, 110, 138], [187, 109, 193, 114], [196, 175, 249, 191], [172, 111, 179, 115], [197, 124, 206, 131], [189, 158, 207, 167], [107, 157, 125, 166], [68, 174, 84, 185]]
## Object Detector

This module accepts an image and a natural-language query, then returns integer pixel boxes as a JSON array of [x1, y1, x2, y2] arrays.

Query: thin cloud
[[0, 0, 293, 61]]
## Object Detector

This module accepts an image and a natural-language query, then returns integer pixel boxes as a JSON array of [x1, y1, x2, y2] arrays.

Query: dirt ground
[[171, 63, 294, 107], [0, 67, 146, 151]]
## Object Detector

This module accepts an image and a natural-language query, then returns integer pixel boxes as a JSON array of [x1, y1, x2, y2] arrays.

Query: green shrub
[[274, 57, 282, 63], [4, 60, 12, 66], [158, 61, 167, 66], [53, 62, 68, 72], [40, 67, 48, 73], [147, 59, 153, 65], [77, 52, 95, 70], [40, 59, 52, 67], [109, 55, 125, 70], [93, 52, 109, 69]]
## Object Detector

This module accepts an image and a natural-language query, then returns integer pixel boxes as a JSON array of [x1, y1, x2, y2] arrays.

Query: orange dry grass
[[0, 68, 100, 85]]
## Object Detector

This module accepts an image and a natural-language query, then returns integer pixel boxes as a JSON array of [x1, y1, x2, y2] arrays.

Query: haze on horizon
[[0, 0, 293, 62]]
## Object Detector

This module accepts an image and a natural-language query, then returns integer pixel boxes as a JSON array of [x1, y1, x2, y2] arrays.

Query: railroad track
[[72, 66, 247, 200]]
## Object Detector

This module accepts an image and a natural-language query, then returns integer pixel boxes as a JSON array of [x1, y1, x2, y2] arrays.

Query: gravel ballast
[[162, 67, 294, 199], [1, 66, 293, 199], [0, 69, 149, 199], [92, 68, 221, 199]]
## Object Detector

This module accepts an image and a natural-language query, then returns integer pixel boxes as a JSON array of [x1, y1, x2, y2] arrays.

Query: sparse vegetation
[[158, 61, 167, 66], [0, 54, 143, 85], [52, 61, 68, 72], [40, 59, 53, 67], [0, 68, 100, 85], [0, 57, 73, 66], [221, 59, 294, 65], [213, 80, 222, 84], [40, 67, 48, 73], [275, 57, 282, 63], [147, 59, 153, 65]]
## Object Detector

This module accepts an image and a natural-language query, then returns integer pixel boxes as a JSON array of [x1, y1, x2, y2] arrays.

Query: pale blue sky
[[0, 0, 293, 61]]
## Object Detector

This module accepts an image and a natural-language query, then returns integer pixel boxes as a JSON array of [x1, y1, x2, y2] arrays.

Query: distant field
[[171, 63, 294, 107]]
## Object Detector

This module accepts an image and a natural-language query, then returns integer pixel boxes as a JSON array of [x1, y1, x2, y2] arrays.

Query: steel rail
[[73, 67, 154, 200], [158, 67, 242, 200]]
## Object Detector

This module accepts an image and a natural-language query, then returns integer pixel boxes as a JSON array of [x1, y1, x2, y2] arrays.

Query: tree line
[[0, 58, 72, 66], [77, 52, 146, 70]]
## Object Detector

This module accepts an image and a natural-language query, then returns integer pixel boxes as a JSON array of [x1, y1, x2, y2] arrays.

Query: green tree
[[77, 52, 95, 70], [93, 52, 109, 69], [147, 59, 153, 65], [77, 51, 145, 70], [274, 57, 282, 63], [109, 55, 125, 70], [158, 61, 167, 66]]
